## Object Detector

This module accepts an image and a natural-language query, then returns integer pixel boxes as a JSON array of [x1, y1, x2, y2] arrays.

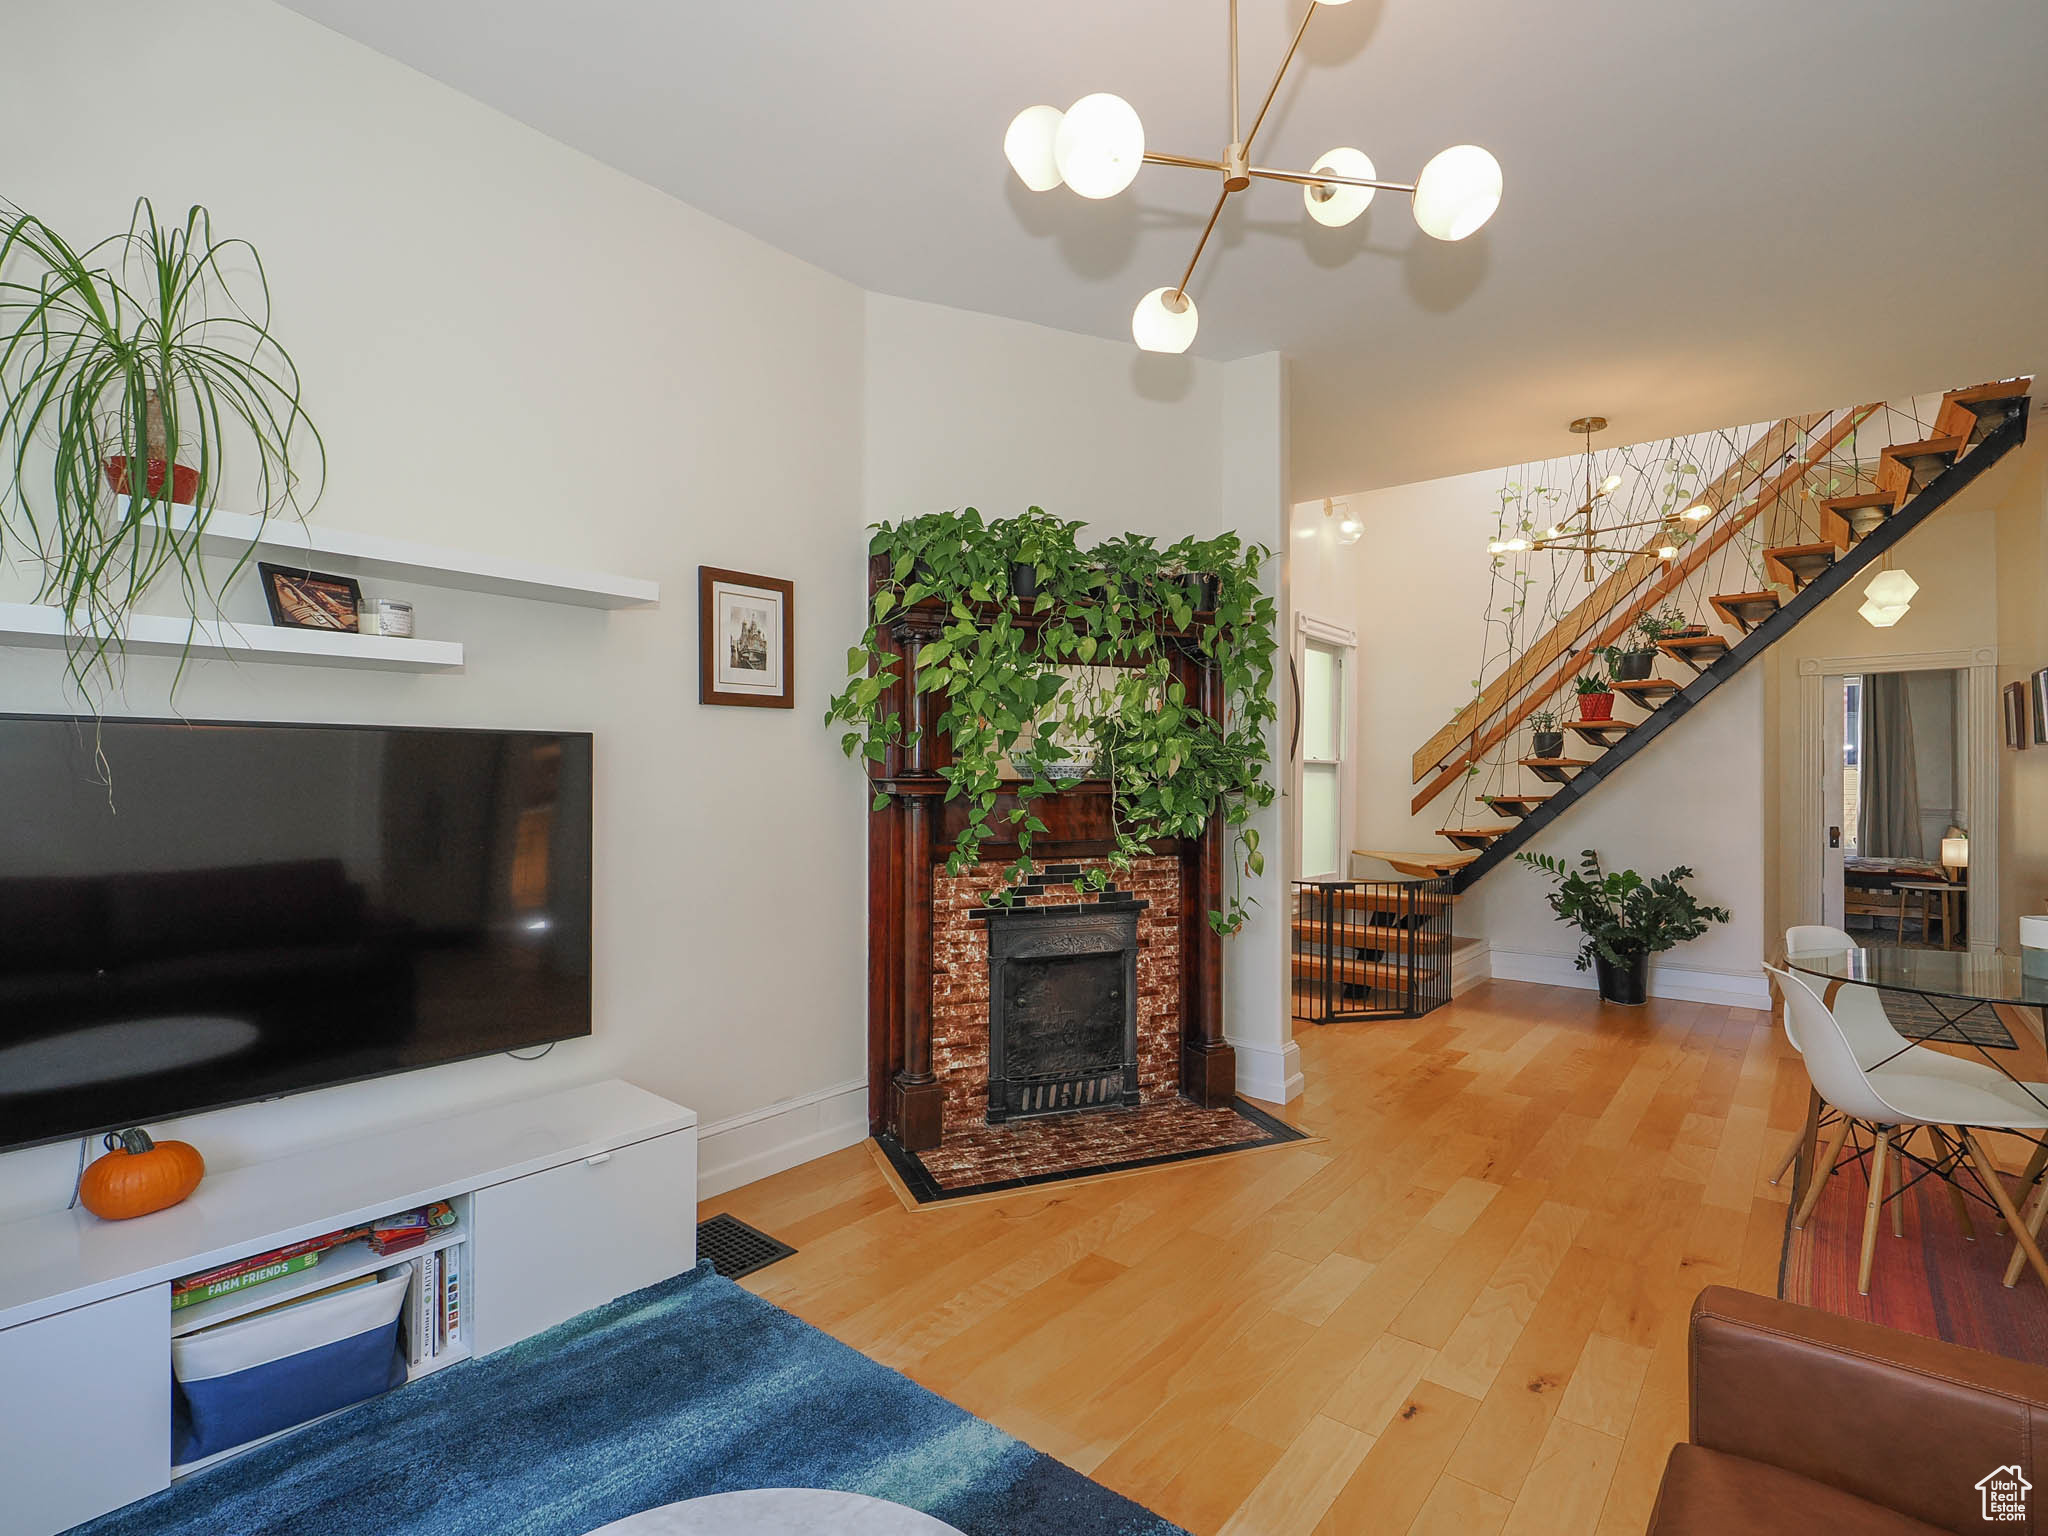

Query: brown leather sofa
[[1650, 1286, 2048, 1534]]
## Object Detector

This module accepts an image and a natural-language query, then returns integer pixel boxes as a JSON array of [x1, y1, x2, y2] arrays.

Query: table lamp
[[1941, 831, 1969, 882]]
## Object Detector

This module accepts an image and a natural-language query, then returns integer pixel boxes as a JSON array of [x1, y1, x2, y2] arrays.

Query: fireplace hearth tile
[[873, 1097, 1308, 1205]]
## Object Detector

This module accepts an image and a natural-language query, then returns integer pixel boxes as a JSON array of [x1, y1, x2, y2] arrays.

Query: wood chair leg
[[1890, 1139, 1906, 1237], [1794, 1115, 1854, 1231], [1931, 1128, 1977, 1241], [2001, 1145, 2048, 1287], [1786, 1086, 1823, 1204], [1963, 1129, 2048, 1292], [1859, 1127, 1892, 1295], [1769, 1127, 1805, 1186], [1996, 1139, 2048, 1241]]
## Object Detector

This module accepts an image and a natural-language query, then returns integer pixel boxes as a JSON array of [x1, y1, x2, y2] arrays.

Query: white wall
[[0, 1, 1291, 1219]]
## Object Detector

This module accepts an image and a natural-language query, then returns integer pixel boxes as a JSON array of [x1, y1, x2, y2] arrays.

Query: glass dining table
[[1784, 945, 2048, 1277]]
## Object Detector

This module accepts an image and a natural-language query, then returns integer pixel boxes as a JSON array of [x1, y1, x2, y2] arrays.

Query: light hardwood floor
[[705, 979, 1810, 1536]]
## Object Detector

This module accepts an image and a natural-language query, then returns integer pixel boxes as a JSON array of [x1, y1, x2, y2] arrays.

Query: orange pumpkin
[[79, 1129, 205, 1221]]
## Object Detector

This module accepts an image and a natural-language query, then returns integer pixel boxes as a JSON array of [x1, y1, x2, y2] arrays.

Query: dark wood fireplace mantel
[[862, 558, 1235, 1152]]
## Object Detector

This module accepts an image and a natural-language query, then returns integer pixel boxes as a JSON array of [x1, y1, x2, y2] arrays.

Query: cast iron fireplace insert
[[975, 872, 1144, 1125]]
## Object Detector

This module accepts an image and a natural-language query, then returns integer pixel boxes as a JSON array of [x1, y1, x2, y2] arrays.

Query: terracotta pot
[[102, 456, 200, 505], [1578, 691, 1615, 722]]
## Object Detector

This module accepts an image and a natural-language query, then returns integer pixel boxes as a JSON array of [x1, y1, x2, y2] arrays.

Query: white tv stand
[[0, 1080, 697, 1536]]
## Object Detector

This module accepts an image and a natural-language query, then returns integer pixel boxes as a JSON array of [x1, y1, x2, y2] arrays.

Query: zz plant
[[0, 197, 323, 694], [1514, 849, 1730, 973], [826, 508, 1278, 933]]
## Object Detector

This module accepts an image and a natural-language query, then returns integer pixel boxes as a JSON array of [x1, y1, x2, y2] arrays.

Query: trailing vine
[[825, 508, 1278, 933]]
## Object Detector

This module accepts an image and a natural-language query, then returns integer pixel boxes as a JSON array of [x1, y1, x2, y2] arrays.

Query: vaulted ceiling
[[280, 0, 2048, 498]]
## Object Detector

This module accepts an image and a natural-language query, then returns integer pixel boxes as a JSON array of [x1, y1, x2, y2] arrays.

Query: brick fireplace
[[862, 556, 1236, 1154]]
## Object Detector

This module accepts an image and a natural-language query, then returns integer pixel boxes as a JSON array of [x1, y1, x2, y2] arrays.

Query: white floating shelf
[[149, 504, 659, 609], [0, 601, 463, 671]]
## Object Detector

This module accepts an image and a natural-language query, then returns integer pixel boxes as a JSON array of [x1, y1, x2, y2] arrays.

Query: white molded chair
[[1786, 924, 1858, 957], [1767, 963, 2048, 1296]]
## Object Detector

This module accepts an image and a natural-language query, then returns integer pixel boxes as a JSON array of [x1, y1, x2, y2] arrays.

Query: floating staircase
[[1416, 379, 2032, 894]]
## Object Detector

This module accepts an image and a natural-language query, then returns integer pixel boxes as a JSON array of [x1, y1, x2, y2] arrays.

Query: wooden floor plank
[[706, 980, 1784, 1536]]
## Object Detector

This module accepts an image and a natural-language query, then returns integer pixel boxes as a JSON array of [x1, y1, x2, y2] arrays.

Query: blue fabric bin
[[172, 1270, 410, 1465]]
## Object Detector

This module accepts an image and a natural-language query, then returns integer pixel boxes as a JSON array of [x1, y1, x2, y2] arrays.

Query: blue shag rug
[[75, 1263, 1185, 1536]]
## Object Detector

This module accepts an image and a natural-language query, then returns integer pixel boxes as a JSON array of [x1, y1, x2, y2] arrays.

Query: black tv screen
[[0, 715, 593, 1153]]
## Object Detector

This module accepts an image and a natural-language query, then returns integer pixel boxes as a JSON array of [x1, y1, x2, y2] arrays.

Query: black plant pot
[[1594, 952, 1649, 1006], [1532, 730, 1564, 759], [1611, 648, 1656, 682], [1009, 561, 1038, 600], [1174, 573, 1219, 610]]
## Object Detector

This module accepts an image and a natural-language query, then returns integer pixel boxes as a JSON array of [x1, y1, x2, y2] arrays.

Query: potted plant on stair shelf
[[1515, 849, 1730, 1005], [1529, 709, 1563, 760], [1606, 608, 1681, 681], [1574, 669, 1615, 722]]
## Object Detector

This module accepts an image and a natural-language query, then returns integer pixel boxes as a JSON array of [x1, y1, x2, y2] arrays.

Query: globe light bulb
[[1656, 544, 1677, 560], [1055, 93, 1145, 199], [1411, 144, 1503, 241], [1303, 147, 1377, 227], [1859, 598, 1908, 629], [1132, 287, 1198, 352], [1864, 567, 1919, 607], [1336, 514, 1364, 546], [1681, 503, 1712, 520], [1004, 105, 1065, 191], [1597, 472, 1623, 497]]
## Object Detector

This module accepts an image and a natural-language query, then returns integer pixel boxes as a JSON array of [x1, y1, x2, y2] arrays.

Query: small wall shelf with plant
[[827, 508, 1278, 935]]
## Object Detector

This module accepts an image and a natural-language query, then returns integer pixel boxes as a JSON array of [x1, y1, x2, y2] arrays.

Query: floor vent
[[696, 1212, 797, 1280]]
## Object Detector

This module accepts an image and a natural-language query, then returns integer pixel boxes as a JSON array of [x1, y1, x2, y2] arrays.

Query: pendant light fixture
[[1860, 559, 1917, 628], [1488, 418, 1696, 582], [1004, 0, 1503, 352]]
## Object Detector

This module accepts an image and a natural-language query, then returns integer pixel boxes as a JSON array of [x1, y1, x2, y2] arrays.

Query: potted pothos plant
[[0, 197, 323, 697], [826, 509, 1277, 933], [1574, 669, 1615, 722], [1529, 708, 1563, 761], [1515, 849, 1731, 1005]]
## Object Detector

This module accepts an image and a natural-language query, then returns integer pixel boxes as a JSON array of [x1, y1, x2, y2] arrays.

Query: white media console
[[0, 1080, 697, 1536]]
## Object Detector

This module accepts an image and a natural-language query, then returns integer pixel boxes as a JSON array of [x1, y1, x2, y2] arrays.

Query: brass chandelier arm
[[1173, 187, 1232, 303], [1243, 2, 1320, 153], [1248, 164, 1417, 195], [1143, 150, 1230, 173]]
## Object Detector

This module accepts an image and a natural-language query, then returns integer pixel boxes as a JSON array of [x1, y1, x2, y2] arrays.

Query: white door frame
[[1792, 646, 1998, 950], [1294, 612, 1357, 880]]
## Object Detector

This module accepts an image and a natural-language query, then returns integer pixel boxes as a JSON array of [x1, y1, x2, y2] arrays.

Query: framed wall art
[[699, 567, 794, 708]]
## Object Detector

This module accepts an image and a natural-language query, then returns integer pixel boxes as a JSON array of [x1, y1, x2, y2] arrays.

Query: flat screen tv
[[0, 715, 593, 1154]]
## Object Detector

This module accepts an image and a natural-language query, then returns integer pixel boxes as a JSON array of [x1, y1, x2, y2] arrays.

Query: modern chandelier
[[1489, 417, 1714, 581], [1003, 0, 1504, 353]]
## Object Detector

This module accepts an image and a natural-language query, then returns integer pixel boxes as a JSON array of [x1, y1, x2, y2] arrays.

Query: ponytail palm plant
[[0, 197, 323, 692]]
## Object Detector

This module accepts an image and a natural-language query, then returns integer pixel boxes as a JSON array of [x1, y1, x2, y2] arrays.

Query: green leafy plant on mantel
[[1514, 849, 1730, 971], [825, 507, 1279, 933], [0, 197, 323, 696]]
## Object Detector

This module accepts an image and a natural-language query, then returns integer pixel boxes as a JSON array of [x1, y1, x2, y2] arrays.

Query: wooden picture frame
[[2006, 679, 2029, 750], [2034, 668, 2048, 747], [258, 563, 363, 632], [699, 567, 794, 708]]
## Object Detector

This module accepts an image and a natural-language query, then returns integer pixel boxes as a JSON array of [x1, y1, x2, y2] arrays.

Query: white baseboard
[[1450, 936, 1492, 997], [1230, 1036, 1304, 1105], [696, 1077, 869, 1199], [1487, 948, 1771, 1010]]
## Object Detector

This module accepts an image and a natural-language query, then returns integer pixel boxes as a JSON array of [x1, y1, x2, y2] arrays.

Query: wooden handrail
[[1410, 404, 1880, 815], [1410, 414, 1825, 784]]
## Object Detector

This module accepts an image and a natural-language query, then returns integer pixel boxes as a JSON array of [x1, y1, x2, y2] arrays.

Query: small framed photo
[[2034, 668, 2048, 747], [699, 567, 794, 708], [258, 563, 363, 632], [2006, 679, 2030, 750]]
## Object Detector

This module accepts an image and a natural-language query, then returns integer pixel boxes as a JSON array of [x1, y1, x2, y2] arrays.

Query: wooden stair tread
[[1877, 434, 1965, 498], [1610, 677, 1680, 695], [1763, 542, 1838, 589], [1937, 379, 2032, 444], [1292, 952, 1440, 985], [1309, 883, 1457, 914], [1481, 793, 1548, 806], [1439, 826, 1514, 850], [1711, 591, 1782, 632], [1290, 918, 1428, 948], [1818, 491, 1896, 549], [1565, 719, 1632, 740], [1347, 849, 1476, 878], [1658, 635, 1728, 671]]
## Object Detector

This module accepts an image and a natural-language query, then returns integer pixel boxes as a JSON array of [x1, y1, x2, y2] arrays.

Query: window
[[1299, 639, 1346, 878]]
